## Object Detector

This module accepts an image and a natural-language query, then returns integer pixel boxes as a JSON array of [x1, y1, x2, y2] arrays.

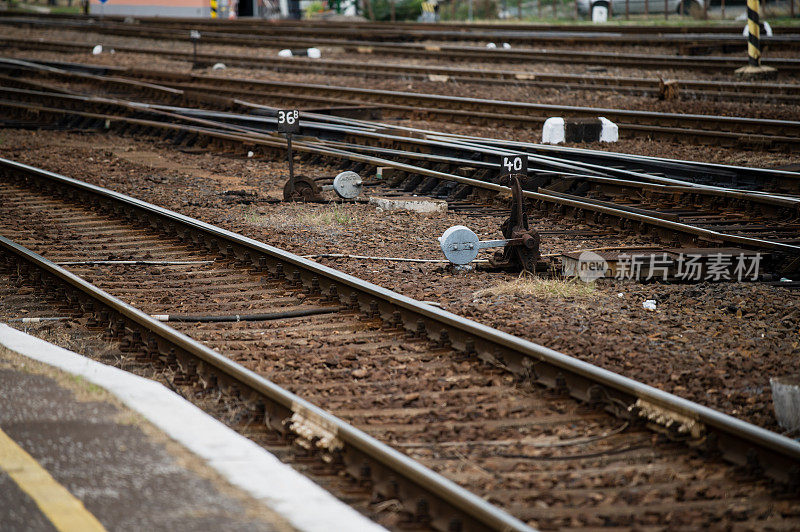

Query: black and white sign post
[[498, 154, 527, 182], [278, 109, 300, 196], [189, 30, 201, 65]]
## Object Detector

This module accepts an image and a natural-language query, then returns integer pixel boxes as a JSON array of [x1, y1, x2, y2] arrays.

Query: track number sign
[[277, 109, 300, 133], [499, 155, 527, 177]]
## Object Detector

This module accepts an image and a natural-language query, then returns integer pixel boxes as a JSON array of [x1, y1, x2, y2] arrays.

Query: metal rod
[[304, 253, 470, 263], [286, 132, 295, 196], [7, 317, 70, 323], [55, 260, 213, 266], [152, 306, 342, 323]]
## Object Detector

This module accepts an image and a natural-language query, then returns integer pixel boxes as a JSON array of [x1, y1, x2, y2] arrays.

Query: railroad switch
[[439, 176, 542, 272], [283, 171, 365, 202]]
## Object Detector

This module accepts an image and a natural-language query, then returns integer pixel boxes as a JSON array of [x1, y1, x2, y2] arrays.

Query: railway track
[[1, 65, 799, 275], [1, 158, 799, 530], [4, 57, 800, 196], [3, 11, 798, 34], [3, 19, 800, 73], [3, 58, 800, 152], [4, 14, 800, 50], [3, 42, 800, 104]]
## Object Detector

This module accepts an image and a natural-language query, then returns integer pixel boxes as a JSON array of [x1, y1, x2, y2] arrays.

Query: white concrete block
[[542, 117, 566, 144], [307, 47, 321, 59], [369, 196, 448, 213], [592, 5, 608, 22], [771, 376, 800, 432], [278, 49, 293, 57], [598, 117, 619, 143]]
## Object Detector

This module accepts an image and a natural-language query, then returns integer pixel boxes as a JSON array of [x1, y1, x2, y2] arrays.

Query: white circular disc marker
[[333, 171, 363, 199], [439, 225, 480, 265]]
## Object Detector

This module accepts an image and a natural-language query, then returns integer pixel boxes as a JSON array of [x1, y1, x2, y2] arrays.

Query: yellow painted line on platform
[[0, 427, 106, 532]]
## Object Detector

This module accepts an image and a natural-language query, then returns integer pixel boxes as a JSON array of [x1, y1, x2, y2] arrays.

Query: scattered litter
[[780, 277, 792, 282], [486, 42, 497, 48], [247, 151, 254, 158], [278, 49, 293, 57], [110, 49, 116, 55], [307, 47, 321, 59], [212, 63, 226, 70], [502, 42, 511, 49], [617, 292, 624, 298], [92, 44, 103, 55], [642, 299, 657, 311]]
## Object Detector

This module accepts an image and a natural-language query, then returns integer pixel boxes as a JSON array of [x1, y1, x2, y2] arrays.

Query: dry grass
[[244, 203, 356, 233], [473, 274, 597, 299]]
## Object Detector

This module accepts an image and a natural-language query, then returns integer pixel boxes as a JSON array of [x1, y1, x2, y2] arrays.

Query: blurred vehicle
[[577, 0, 705, 17]]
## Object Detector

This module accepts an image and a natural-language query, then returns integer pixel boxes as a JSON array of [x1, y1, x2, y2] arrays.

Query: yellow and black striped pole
[[735, 0, 776, 78], [210, 0, 218, 18], [746, 0, 761, 67]]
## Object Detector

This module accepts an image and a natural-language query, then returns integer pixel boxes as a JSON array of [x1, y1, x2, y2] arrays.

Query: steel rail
[[4, 64, 798, 191], [119, 70, 800, 147], [2, 95, 799, 257], [2, 11, 798, 34], [0, 232, 532, 532], [0, 71, 795, 209], [5, 51, 800, 104], [2, 157, 800, 491], [427, 132, 800, 193], [2, 26, 800, 72], [4, 16, 800, 50]]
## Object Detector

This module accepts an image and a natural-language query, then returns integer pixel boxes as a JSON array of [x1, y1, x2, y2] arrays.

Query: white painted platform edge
[[0, 323, 385, 532]]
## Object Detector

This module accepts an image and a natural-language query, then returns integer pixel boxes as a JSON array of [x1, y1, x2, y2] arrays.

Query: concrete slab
[[0, 324, 385, 532], [369, 195, 448, 213], [0, 352, 283, 532]]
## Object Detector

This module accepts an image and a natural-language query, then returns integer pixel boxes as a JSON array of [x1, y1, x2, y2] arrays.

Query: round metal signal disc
[[333, 171, 363, 199], [439, 225, 480, 265]]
